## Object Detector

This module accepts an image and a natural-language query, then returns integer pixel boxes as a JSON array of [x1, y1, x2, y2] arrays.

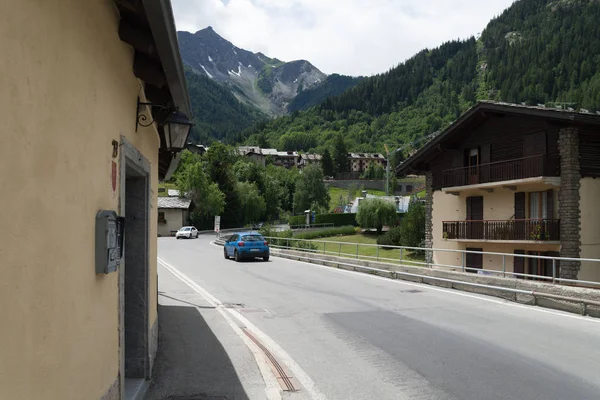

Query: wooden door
[[466, 196, 484, 239], [466, 248, 483, 273], [514, 192, 526, 240], [523, 132, 546, 176]]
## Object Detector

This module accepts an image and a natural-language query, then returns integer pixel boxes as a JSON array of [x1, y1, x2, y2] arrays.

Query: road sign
[[214, 215, 221, 233]]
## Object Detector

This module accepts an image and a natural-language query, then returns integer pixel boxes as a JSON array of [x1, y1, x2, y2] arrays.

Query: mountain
[[242, 0, 600, 154], [287, 74, 365, 113], [183, 64, 265, 144], [178, 27, 331, 116]]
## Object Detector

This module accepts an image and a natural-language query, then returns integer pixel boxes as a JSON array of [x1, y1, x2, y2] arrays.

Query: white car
[[176, 226, 198, 239]]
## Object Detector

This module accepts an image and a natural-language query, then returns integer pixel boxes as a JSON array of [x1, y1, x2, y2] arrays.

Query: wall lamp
[[136, 97, 194, 152]]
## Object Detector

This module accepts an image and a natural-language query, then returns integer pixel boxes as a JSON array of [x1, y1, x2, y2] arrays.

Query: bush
[[399, 202, 426, 248], [294, 225, 356, 240], [376, 226, 402, 249]]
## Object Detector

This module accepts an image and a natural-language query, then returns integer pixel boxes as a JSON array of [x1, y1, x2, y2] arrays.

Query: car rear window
[[242, 235, 264, 242]]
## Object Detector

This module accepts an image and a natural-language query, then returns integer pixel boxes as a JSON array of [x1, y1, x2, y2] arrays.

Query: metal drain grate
[[222, 302, 244, 309], [400, 289, 423, 294], [168, 395, 227, 400]]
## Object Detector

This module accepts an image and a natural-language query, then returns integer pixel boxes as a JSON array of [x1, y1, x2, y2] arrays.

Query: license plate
[[250, 249, 260, 252]]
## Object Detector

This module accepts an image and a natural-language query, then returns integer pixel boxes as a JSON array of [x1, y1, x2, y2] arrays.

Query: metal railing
[[443, 219, 560, 241], [442, 155, 554, 187], [261, 235, 600, 289], [260, 251, 600, 315]]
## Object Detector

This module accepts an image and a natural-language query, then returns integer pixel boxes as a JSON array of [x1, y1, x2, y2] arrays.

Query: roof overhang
[[396, 101, 600, 177], [114, 0, 192, 180]]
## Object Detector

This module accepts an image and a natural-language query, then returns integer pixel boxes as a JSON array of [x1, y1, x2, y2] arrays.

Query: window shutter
[[514, 192, 526, 219], [514, 250, 525, 277], [546, 190, 554, 219]]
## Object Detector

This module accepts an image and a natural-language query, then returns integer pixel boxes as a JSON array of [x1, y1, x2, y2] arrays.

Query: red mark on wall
[[112, 161, 117, 192]]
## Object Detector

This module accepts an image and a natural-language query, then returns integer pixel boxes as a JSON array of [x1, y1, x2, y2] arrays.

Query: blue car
[[223, 232, 270, 262]]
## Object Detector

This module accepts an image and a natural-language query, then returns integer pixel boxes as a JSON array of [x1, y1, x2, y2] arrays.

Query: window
[[158, 211, 166, 224], [467, 148, 479, 167], [406, 185, 413, 192], [242, 234, 265, 242], [528, 190, 554, 219]]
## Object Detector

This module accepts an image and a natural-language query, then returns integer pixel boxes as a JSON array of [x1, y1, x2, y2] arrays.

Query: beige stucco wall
[[432, 188, 560, 273], [579, 178, 600, 282], [158, 208, 188, 236], [0, 1, 158, 399]]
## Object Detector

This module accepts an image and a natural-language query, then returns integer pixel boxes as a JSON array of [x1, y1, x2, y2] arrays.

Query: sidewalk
[[144, 264, 269, 400]]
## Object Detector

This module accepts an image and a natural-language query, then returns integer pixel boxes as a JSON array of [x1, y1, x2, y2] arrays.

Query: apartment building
[[348, 153, 386, 173], [397, 101, 600, 283]]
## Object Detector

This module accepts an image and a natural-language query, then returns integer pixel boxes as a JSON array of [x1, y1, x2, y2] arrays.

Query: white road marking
[[209, 241, 600, 324], [158, 257, 329, 400]]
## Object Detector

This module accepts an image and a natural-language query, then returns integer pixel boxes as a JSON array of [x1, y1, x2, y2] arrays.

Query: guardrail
[[261, 236, 600, 289], [264, 249, 600, 316]]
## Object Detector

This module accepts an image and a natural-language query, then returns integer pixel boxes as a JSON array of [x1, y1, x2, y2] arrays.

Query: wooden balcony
[[442, 155, 551, 188], [442, 219, 560, 242]]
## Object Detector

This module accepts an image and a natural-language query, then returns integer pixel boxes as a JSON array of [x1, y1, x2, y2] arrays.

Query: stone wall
[[558, 127, 581, 279]]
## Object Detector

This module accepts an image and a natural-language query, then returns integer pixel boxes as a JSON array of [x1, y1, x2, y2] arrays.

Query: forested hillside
[[184, 66, 266, 144], [242, 0, 600, 155], [287, 74, 364, 113]]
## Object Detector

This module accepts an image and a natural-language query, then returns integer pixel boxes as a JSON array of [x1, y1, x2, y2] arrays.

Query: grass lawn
[[307, 233, 426, 267], [158, 182, 177, 197], [328, 186, 386, 211]]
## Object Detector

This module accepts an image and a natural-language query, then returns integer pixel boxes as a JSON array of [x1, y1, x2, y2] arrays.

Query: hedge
[[289, 212, 405, 228], [294, 225, 357, 240]]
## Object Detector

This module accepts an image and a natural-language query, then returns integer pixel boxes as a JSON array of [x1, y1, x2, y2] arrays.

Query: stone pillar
[[424, 171, 434, 265], [558, 127, 581, 279]]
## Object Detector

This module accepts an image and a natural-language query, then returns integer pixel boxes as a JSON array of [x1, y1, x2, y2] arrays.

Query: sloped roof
[[396, 101, 600, 176], [157, 197, 191, 209]]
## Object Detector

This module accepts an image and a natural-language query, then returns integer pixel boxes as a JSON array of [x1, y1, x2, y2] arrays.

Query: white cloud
[[173, 0, 516, 76]]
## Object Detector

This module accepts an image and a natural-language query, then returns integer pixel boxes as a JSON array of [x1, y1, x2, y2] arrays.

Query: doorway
[[466, 248, 483, 273], [120, 141, 151, 399]]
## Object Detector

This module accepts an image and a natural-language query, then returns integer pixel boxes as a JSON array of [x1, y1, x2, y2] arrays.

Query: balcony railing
[[442, 219, 560, 241], [442, 154, 548, 188]]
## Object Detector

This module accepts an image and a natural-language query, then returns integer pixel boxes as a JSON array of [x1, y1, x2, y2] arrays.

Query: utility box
[[95, 210, 124, 274]]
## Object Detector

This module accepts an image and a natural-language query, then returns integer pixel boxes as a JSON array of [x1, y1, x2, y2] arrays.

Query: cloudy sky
[[173, 0, 516, 76]]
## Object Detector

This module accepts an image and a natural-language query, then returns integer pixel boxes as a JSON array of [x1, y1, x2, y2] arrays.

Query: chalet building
[[1, 1, 192, 399], [299, 153, 322, 168], [348, 153, 386, 173], [397, 102, 600, 283]]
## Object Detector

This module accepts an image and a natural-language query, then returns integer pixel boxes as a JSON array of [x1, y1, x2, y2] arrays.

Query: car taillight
[[238, 241, 245, 247], [264, 241, 269, 246]]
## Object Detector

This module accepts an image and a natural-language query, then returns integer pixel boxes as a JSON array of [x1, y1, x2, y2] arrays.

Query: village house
[[348, 152, 386, 173], [397, 101, 600, 283], [1, 1, 192, 399], [158, 196, 193, 236], [299, 153, 322, 168]]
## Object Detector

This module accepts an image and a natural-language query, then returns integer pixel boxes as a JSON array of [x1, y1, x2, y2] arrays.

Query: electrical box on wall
[[95, 210, 124, 274]]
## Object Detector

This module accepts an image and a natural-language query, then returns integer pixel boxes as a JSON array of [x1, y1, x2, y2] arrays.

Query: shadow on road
[[145, 305, 250, 400]]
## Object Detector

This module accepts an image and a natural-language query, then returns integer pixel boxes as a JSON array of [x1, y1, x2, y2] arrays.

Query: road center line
[[158, 257, 329, 400]]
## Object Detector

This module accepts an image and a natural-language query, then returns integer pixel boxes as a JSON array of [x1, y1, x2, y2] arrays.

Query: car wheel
[[263, 255, 269, 262], [224, 248, 229, 259], [176, 237, 180, 240], [234, 250, 241, 262]]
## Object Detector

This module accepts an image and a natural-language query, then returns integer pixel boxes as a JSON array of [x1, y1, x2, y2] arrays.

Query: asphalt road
[[157, 235, 600, 400]]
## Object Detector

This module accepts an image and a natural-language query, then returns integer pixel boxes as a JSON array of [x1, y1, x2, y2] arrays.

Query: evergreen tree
[[321, 149, 335, 177], [332, 133, 349, 175]]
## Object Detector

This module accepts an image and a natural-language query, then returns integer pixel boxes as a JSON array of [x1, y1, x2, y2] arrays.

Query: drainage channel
[[242, 328, 299, 392]]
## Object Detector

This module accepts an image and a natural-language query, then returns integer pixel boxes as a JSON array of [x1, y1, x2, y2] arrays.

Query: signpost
[[214, 215, 221, 236]]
